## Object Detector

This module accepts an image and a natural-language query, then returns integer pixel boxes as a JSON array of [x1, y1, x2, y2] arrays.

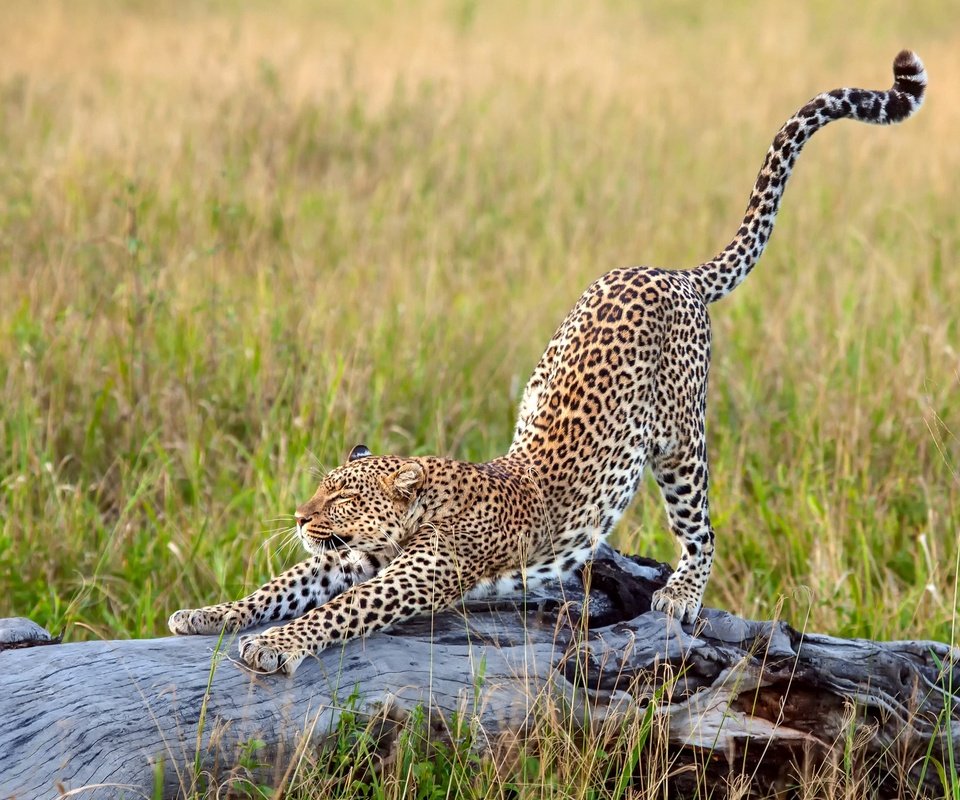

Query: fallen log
[[1, 545, 958, 799]]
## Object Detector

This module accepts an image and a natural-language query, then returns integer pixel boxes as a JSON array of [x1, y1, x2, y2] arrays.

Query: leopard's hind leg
[[650, 436, 715, 624]]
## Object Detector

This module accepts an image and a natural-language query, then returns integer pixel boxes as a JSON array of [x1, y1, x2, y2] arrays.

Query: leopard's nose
[[295, 512, 313, 529]]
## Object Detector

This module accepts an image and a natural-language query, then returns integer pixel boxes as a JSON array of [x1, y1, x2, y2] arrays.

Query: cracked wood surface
[[1, 546, 958, 799]]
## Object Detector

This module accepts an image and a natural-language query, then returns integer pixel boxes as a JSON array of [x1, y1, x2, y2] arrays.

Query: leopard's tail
[[687, 50, 926, 305]]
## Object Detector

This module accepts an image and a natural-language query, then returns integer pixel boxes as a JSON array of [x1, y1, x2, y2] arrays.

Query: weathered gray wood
[[1, 547, 957, 799], [0, 617, 55, 648]]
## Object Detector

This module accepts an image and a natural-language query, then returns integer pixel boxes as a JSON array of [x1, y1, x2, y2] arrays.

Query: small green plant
[[218, 739, 274, 800]]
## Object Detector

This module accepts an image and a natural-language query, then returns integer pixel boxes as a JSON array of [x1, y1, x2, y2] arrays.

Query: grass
[[1, 0, 958, 796]]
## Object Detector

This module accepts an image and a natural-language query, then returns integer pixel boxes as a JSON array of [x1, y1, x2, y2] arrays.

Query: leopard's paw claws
[[168, 607, 245, 636], [651, 585, 701, 625], [239, 633, 305, 675]]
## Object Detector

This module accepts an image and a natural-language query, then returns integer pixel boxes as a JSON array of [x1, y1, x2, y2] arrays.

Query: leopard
[[169, 51, 926, 675]]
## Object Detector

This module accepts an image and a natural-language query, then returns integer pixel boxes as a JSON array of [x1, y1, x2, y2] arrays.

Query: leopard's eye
[[333, 489, 360, 504]]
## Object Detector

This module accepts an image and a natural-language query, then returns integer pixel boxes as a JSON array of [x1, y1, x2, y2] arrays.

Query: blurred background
[[1, 0, 957, 643]]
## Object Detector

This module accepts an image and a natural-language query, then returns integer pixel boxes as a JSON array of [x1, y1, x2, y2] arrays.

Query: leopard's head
[[294, 444, 426, 556]]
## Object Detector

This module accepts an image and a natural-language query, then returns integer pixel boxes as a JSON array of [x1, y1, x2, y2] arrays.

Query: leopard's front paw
[[168, 607, 244, 636], [651, 583, 702, 625], [239, 631, 306, 675]]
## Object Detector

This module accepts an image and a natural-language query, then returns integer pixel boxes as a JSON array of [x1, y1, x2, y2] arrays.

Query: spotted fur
[[169, 52, 926, 674]]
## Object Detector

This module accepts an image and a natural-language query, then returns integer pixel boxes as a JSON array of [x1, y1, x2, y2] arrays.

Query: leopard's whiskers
[[306, 450, 329, 480], [332, 546, 348, 580], [256, 525, 300, 558]]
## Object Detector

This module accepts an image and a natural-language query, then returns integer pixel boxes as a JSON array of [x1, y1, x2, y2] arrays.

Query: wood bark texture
[[1, 546, 957, 799]]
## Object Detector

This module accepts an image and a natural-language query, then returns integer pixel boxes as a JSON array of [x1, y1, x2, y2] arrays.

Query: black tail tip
[[893, 50, 926, 83], [891, 50, 927, 114]]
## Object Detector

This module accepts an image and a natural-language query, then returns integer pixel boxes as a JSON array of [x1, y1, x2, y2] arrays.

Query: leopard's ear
[[380, 461, 425, 501], [348, 444, 373, 462]]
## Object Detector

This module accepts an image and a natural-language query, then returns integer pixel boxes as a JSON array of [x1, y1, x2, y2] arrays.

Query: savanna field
[[1, 1, 959, 796]]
